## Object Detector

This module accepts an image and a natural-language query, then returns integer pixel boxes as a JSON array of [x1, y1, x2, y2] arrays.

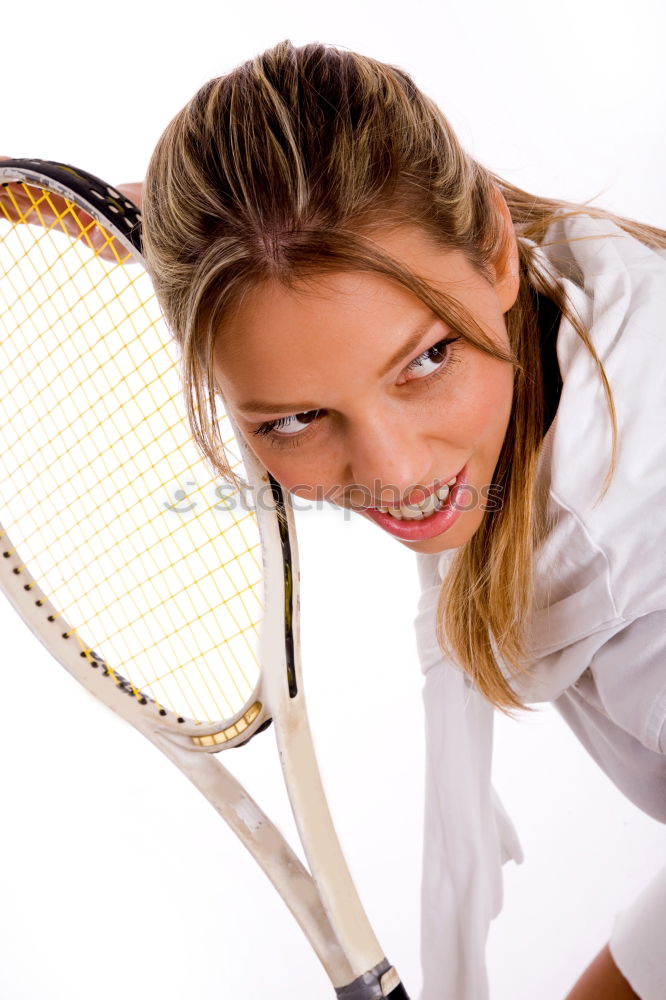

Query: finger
[[117, 182, 143, 210]]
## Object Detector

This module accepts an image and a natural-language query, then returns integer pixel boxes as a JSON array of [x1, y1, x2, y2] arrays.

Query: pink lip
[[363, 464, 469, 541]]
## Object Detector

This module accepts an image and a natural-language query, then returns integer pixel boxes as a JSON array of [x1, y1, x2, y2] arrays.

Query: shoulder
[[530, 211, 666, 284], [532, 214, 666, 624], [528, 212, 666, 367]]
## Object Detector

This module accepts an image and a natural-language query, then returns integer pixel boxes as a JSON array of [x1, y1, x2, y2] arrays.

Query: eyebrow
[[237, 315, 441, 417]]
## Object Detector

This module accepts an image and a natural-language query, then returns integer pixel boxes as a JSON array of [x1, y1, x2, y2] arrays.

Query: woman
[[139, 39, 666, 999]]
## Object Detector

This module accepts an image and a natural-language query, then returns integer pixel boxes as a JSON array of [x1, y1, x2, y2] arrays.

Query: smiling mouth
[[357, 465, 468, 541], [365, 471, 462, 521], [330, 467, 466, 517]]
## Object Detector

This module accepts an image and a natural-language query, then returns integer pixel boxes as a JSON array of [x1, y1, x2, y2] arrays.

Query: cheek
[[242, 438, 336, 501], [457, 354, 514, 445]]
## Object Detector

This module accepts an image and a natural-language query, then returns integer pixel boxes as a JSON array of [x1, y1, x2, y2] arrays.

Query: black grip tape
[[386, 984, 410, 1000]]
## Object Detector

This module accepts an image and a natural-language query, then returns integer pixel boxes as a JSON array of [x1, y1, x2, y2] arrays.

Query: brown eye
[[427, 342, 447, 363], [293, 410, 318, 425], [254, 409, 322, 438], [405, 339, 449, 379]]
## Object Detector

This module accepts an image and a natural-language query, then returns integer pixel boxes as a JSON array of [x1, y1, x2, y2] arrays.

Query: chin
[[396, 534, 463, 555], [395, 506, 483, 554]]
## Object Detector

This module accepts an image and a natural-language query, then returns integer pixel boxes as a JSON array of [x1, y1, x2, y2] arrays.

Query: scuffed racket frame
[[0, 160, 408, 1000]]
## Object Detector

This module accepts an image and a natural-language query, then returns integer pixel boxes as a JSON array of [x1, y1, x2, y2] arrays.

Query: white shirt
[[414, 213, 666, 999]]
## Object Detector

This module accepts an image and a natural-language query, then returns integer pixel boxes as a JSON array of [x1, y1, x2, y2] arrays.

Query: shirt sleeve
[[554, 610, 666, 821], [587, 610, 666, 756], [609, 863, 666, 999]]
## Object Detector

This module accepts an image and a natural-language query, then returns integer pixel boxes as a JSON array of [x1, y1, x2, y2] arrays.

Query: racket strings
[[0, 181, 264, 725], [2, 246, 252, 579], [0, 207, 260, 720], [0, 184, 129, 261]]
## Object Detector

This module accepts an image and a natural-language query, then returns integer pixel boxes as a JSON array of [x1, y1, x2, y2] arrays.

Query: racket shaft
[[151, 732, 356, 984]]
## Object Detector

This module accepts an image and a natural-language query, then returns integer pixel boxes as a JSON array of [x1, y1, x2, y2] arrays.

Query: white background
[[1, 2, 665, 998]]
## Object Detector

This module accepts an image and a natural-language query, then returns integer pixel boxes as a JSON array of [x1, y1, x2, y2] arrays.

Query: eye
[[253, 409, 321, 438], [401, 337, 460, 382]]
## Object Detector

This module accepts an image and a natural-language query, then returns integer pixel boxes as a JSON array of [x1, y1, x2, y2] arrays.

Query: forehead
[[213, 270, 420, 408], [212, 229, 484, 407]]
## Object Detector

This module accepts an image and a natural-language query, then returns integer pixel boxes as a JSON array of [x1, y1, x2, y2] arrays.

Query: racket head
[[0, 159, 300, 752]]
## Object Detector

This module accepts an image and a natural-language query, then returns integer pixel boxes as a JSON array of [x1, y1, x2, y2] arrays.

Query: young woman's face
[[214, 226, 517, 555]]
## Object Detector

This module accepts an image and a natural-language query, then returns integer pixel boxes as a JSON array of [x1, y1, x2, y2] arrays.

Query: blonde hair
[[142, 39, 666, 712]]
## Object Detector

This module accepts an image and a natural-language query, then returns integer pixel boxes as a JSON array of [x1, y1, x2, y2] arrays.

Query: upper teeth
[[378, 476, 457, 519]]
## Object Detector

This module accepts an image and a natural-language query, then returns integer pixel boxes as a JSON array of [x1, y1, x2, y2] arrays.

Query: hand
[[564, 944, 639, 999], [116, 182, 143, 210]]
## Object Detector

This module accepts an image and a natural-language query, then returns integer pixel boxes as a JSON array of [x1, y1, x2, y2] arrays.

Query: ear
[[490, 186, 520, 313]]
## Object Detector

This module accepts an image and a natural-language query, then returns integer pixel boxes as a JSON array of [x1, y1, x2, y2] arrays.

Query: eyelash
[[252, 335, 463, 447]]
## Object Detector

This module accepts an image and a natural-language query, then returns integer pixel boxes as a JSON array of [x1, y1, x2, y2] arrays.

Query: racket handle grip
[[334, 961, 410, 1000], [385, 984, 410, 1000]]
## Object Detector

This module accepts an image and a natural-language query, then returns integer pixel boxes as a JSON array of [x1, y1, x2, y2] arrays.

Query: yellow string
[[0, 182, 264, 724]]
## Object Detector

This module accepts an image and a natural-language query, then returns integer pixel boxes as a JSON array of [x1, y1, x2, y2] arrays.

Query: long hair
[[141, 39, 666, 712]]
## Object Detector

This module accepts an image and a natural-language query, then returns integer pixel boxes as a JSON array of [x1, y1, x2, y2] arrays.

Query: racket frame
[[0, 160, 408, 999]]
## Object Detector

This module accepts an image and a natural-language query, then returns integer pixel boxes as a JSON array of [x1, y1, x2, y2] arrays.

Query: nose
[[343, 410, 432, 508]]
